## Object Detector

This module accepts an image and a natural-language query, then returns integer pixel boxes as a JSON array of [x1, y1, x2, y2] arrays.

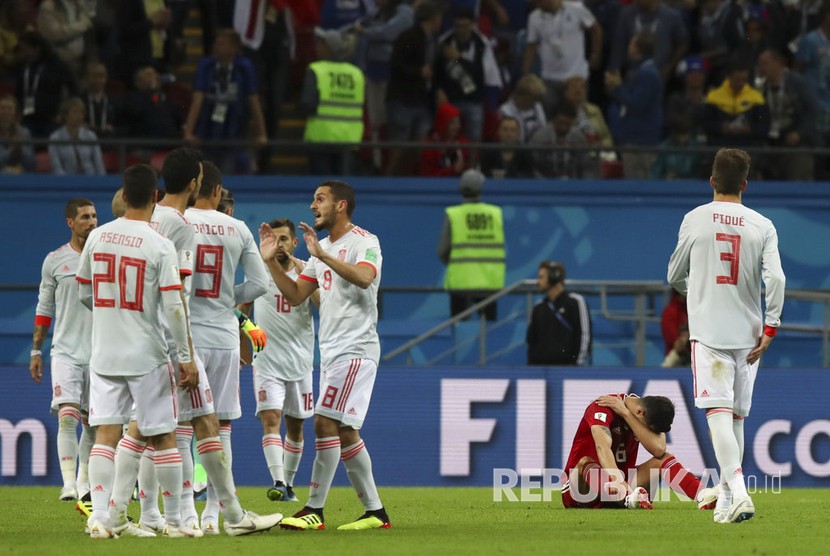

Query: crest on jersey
[[54, 385, 62, 398], [258, 389, 267, 402], [337, 249, 347, 261], [594, 412, 608, 423]]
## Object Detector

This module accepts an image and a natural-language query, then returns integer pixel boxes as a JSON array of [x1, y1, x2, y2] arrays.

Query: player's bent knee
[[260, 409, 282, 428], [191, 413, 219, 438], [313, 414, 340, 437]]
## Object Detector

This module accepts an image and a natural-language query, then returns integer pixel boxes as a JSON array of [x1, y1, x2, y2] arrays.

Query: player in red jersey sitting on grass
[[562, 393, 718, 510]]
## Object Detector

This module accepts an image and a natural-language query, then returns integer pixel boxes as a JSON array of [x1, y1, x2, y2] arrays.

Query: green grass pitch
[[1, 486, 826, 555]]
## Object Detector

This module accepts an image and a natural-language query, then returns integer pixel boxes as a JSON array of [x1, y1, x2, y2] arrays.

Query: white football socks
[[176, 426, 198, 525], [707, 410, 748, 500], [307, 436, 340, 509], [262, 434, 284, 483], [57, 407, 81, 490], [154, 448, 184, 527], [196, 436, 244, 524], [88, 444, 116, 522], [283, 438, 304, 487], [138, 446, 161, 522], [109, 435, 146, 526], [341, 440, 383, 511]]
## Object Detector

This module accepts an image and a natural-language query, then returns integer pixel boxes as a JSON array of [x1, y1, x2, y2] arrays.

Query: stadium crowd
[[0, 0, 827, 179]]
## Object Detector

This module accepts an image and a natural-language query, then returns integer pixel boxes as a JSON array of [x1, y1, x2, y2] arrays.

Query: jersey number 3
[[715, 233, 741, 286], [195, 245, 224, 298], [93, 253, 147, 310]]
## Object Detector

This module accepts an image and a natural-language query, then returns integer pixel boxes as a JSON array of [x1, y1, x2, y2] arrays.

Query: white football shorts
[[50, 355, 89, 414], [88, 363, 178, 436], [315, 358, 377, 429], [691, 341, 759, 417], [252, 369, 314, 419], [197, 347, 241, 421], [174, 351, 214, 422]]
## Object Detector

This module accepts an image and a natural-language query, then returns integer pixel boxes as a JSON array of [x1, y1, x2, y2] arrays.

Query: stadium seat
[[149, 151, 172, 172]]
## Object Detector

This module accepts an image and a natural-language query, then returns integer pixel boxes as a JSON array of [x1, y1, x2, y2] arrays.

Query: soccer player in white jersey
[[76, 164, 199, 539], [244, 218, 318, 503], [123, 149, 279, 537], [667, 148, 786, 525], [185, 161, 269, 528], [260, 180, 390, 531], [31, 198, 97, 502]]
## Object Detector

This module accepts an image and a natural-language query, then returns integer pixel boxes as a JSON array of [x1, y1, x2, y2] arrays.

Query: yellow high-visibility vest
[[444, 203, 506, 290], [304, 61, 365, 143]]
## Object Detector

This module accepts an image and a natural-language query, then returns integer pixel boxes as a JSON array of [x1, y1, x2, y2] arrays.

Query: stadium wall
[[2, 176, 830, 366], [2, 365, 828, 489]]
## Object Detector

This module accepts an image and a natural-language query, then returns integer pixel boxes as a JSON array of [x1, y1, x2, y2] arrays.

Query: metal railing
[[381, 281, 830, 367]]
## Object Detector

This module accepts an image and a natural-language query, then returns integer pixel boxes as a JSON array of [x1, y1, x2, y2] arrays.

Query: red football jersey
[[564, 394, 641, 476]]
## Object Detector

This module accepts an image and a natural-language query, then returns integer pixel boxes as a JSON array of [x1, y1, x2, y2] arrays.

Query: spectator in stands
[[353, 0, 414, 171], [563, 75, 613, 148], [665, 55, 709, 144], [498, 74, 547, 143], [0, 95, 35, 173], [765, 0, 803, 57], [661, 322, 691, 367], [115, 0, 171, 83], [184, 29, 267, 174], [583, 0, 622, 111], [434, 6, 503, 143], [529, 101, 594, 179], [37, 0, 93, 79], [480, 115, 534, 178], [0, 4, 19, 80], [386, 0, 445, 176], [122, 65, 182, 143], [522, 0, 602, 111], [661, 288, 687, 355], [437, 169, 505, 321], [527, 261, 591, 366], [697, 0, 745, 86], [319, 0, 374, 30], [757, 48, 817, 181], [48, 97, 105, 175], [609, 0, 688, 81], [14, 31, 78, 138], [703, 60, 769, 148], [732, 15, 769, 81], [605, 32, 663, 179], [651, 115, 703, 179], [235, 0, 296, 173], [420, 101, 470, 176], [301, 28, 365, 176], [795, 3, 830, 166], [80, 63, 119, 138]]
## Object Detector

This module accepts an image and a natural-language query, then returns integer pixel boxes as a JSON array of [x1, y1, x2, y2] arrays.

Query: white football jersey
[[668, 201, 786, 350], [151, 204, 195, 279], [77, 218, 182, 376], [185, 207, 268, 349], [253, 265, 314, 381], [301, 225, 381, 368], [35, 244, 92, 365]]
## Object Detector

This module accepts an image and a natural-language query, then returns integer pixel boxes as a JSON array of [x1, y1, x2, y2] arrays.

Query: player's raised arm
[[259, 223, 317, 305], [234, 227, 269, 304], [298, 221, 376, 289]]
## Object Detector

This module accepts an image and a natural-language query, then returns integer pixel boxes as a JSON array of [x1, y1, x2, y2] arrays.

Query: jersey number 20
[[93, 253, 146, 310]]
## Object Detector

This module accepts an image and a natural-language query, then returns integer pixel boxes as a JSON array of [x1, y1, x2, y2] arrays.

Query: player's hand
[[747, 334, 774, 365], [241, 318, 267, 352], [178, 360, 199, 390], [596, 395, 629, 417], [298, 222, 323, 258], [290, 255, 305, 273], [259, 222, 279, 261], [29, 355, 43, 384]]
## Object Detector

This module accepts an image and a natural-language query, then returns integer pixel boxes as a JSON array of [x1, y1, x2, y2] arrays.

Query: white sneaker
[[624, 487, 653, 510], [224, 511, 283, 536], [113, 522, 157, 538], [88, 519, 117, 539], [697, 485, 720, 510], [60, 486, 78, 501], [202, 521, 220, 535], [138, 516, 166, 533], [163, 523, 204, 538], [725, 496, 755, 524]]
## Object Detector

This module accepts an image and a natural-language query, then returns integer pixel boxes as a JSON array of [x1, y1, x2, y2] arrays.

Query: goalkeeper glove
[[236, 309, 267, 352]]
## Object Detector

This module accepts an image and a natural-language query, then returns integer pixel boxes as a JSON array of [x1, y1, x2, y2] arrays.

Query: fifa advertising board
[[1, 367, 828, 488]]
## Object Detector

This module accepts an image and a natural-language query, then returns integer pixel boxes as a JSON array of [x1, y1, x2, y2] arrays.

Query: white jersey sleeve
[[152, 205, 195, 277], [667, 201, 786, 350], [36, 245, 93, 364], [78, 219, 182, 376], [234, 223, 269, 305], [301, 225, 381, 368], [252, 266, 315, 381]]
